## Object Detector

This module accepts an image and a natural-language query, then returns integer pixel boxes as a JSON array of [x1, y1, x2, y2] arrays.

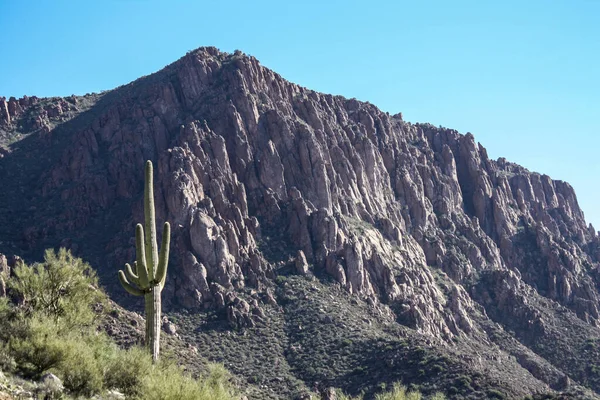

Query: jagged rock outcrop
[[2, 47, 600, 397], [294, 250, 309, 275], [0, 48, 592, 319], [0, 254, 22, 298], [5, 47, 600, 325], [0, 95, 97, 142]]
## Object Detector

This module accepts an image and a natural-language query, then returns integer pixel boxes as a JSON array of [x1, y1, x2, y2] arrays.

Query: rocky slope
[[2, 47, 600, 399]]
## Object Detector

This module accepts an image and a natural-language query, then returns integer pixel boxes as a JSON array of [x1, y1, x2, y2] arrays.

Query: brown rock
[[295, 250, 309, 275], [321, 387, 337, 400], [162, 317, 177, 335]]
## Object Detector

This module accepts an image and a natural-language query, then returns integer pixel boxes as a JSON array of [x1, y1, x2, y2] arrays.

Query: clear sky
[[1, 0, 599, 228]]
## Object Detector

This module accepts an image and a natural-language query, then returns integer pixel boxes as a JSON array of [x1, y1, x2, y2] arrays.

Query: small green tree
[[118, 160, 170, 362], [9, 248, 105, 329]]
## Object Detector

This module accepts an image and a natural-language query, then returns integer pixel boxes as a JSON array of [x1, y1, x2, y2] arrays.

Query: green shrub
[[431, 364, 446, 374], [9, 317, 66, 377], [8, 315, 104, 394], [335, 383, 445, 400], [0, 341, 16, 373], [0, 248, 238, 400], [373, 383, 445, 400], [486, 389, 506, 399], [105, 346, 154, 396], [8, 248, 105, 329], [374, 383, 421, 400], [200, 364, 236, 397], [336, 388, 364, 400], [58, 338, 105, 396], [0, 296, 11, 316], [0, 296, 17, 341], [136, 363, 236, 400]]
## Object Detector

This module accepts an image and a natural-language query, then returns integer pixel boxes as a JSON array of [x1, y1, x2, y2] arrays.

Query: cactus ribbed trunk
[[118, 160, 170, 363], [144, 161, 159, 278], [145, 286, 161, 362]]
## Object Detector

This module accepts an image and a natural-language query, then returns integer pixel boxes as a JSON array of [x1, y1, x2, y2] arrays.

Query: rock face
[[2, 47, 600, 397], [0, 94, 98, 143], [0, 254, 21, 297]]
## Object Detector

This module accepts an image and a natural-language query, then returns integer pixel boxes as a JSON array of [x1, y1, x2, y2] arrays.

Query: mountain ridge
[[1, 46, 600, 399]]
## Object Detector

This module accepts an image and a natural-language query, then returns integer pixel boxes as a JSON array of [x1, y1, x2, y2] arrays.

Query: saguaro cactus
[[118, 160, 170, 362]]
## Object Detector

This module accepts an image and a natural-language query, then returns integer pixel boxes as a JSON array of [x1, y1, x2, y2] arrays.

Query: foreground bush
[[9, 316, 72, 378], [9, 248, 105, 329], [337, 383, 446, 400], [0, 248, 238, 399], [374, 383, 445, 400], [104, 346, 154, 397], [139, 363, 235, 400]]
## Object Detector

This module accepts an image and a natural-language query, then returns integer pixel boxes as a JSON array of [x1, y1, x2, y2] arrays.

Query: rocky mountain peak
[[2, 46, 600, 398]]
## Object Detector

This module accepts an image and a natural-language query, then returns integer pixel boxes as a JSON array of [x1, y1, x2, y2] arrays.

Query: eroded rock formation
[[2, 47, 600, 396]]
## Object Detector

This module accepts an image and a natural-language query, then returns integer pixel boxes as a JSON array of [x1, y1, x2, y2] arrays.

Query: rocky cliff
[[2, 47, 600, 399]]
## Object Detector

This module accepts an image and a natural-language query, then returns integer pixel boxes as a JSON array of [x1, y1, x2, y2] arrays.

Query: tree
[[9, 248, 104, 329]]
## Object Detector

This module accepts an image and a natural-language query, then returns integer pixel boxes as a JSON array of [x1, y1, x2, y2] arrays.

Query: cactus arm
[[124, 263, 139, 285], [156, 222, 171, 288], [144, 160, 159, 280], [135, 224, 150, 287], [118, 270, 144, 296], [135, 224, 146, 267]]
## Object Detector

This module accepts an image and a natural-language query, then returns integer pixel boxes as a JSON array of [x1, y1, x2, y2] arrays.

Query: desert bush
[[104, 345, 236, 399], [9, 317, 67, 377], [336, 389, 363, 400], [374, 383, 445, 400], [8, 315, 104, 393], [375, 383, 422, 400], [0, 296, 17, 340], [8, 248, 105, 329], [8, 316, 236, 398], [486, 389, 506, 399], [0, 341, 16, 373], [336, 384, 444, 400], [0, 248, 238, 399], [58, 337, 105, 396], [0, 296, 10, 316], [136, 363, 235, 400], [104, 346, 154, 396]]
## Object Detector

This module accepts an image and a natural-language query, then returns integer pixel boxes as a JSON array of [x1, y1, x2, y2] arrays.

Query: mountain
[[2, 47, 600, 399]]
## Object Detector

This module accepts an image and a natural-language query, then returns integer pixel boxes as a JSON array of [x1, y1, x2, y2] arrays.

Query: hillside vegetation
[[0, 249, 447, 400], [0, 249, 236, 400]]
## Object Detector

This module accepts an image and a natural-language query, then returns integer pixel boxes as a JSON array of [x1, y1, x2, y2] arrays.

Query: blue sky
[[1, 0, 599, 228]]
